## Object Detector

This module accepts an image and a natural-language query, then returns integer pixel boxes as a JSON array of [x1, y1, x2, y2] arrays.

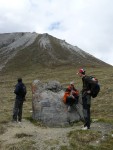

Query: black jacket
[[14, 82, 26, 100], [82, 76, 95, 94]]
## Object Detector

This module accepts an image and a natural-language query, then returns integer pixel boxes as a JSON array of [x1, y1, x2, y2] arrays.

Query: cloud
[[0, 0, 113, 65], [48, 22, 61, 30]]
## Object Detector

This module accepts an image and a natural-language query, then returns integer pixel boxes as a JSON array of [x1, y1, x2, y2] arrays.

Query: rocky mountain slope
[[0, 32, 110, 72]]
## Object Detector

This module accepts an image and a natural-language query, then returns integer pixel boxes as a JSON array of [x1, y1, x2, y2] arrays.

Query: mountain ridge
[[0, 32, 110, 72]]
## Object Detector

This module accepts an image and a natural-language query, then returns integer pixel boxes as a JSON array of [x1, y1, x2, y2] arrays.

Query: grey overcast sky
[[0, 0, 113, 66]]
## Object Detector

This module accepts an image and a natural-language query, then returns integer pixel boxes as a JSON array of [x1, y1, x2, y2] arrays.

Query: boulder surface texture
[[32, 80, 84, 127]]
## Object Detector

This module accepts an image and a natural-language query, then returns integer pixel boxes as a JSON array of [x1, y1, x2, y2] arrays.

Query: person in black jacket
[[77, 68, 92, 130], [12, 78, 27, 122]]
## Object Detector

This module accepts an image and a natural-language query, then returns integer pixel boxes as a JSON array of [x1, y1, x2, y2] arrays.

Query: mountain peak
[[0, 32, 110, 72]]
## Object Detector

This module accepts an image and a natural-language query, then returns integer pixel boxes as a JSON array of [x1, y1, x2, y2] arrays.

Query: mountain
[[0, 32, 110, 73]]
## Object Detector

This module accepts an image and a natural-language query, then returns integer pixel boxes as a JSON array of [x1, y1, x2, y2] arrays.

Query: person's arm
[[63, 92, 70, 103], [14, 85, 20, 95]]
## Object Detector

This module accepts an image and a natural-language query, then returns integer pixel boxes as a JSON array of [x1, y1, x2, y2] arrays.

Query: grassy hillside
[[0, 65, 113, 149], [0, 65, 113, 121]]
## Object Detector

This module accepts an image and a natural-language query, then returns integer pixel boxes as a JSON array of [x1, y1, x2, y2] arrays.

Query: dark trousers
[[13, 99, 23, 122], [82, 95, 91, 128], [66, 96, 78, 106]]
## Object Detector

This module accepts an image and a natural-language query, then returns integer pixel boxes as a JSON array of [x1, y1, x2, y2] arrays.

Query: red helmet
[[77, 68, 85, 74]]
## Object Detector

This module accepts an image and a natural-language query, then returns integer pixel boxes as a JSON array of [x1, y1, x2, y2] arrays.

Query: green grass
[[0, 65, 113, 149], [5, 140, 36, 150], [67, 129, 113, 150], [0, 125, 6, 135], [1, 65, 113, 122], [68, 129, 101, 149], [25, 117, 47, 127], [0, 66, 113, 121], [98, 136, 113, 150]]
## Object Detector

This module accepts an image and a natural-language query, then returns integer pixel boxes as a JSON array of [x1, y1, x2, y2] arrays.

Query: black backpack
[[18, 84, 27, 97], [89, 76, 100, 98]]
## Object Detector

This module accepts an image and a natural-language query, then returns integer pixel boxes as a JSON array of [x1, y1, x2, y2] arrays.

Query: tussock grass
[[68, 130, 102, 143], [5, 140, 36, 150], [0, 125, 6, 135], [67, 129, 113, 150], [44, 139, 59, 146], [68, 130, 102, 149], [60, 146, 70, 150], [98, 136, 113, 150], [15, 133, 33, 138]]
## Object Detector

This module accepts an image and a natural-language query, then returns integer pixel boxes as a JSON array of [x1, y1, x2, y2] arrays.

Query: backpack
[[89, 76, 100, 98], [18, 84, 27, 97]]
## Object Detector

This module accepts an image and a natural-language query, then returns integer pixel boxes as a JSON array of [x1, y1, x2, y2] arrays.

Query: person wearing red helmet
[[77, 68, 92, 130]]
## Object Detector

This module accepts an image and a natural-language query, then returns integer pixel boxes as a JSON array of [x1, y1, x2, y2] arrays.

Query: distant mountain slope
[[0, 32, 110, 72], [0, 32, 38, 70]]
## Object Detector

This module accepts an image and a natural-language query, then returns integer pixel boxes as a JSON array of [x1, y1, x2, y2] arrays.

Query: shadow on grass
[[15, 133, 33, 138], [25, 117, 47, 128], [0, 125, 6, 135]]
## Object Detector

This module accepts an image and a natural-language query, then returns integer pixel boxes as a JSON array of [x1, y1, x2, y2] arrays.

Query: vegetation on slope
[[0, 65, 113, 149]]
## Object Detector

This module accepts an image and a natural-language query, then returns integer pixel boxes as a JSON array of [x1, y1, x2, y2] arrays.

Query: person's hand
[[71, 95, 75, 99], [87, 90, 91, 94], [72, 91, 75, 95]]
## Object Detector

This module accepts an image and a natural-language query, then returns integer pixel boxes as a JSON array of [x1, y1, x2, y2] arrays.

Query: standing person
[[12, 78, 27, 122], [77, 68, 92, 130], [63, 81, 79, 111]]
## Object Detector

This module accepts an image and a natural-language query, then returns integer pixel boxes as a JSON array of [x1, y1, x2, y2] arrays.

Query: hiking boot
[[81, 126, 90, 130], [81, 127, 88, 130]]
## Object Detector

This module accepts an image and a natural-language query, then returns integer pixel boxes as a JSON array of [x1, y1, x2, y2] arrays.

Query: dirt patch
[[0, 119, 113, 149]]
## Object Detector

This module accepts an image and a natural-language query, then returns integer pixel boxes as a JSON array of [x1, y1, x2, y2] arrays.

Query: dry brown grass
[[5, 140, 36, 150]]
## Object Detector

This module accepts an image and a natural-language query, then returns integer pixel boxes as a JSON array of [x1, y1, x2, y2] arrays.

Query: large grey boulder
[[32, 80, 84, 127]]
